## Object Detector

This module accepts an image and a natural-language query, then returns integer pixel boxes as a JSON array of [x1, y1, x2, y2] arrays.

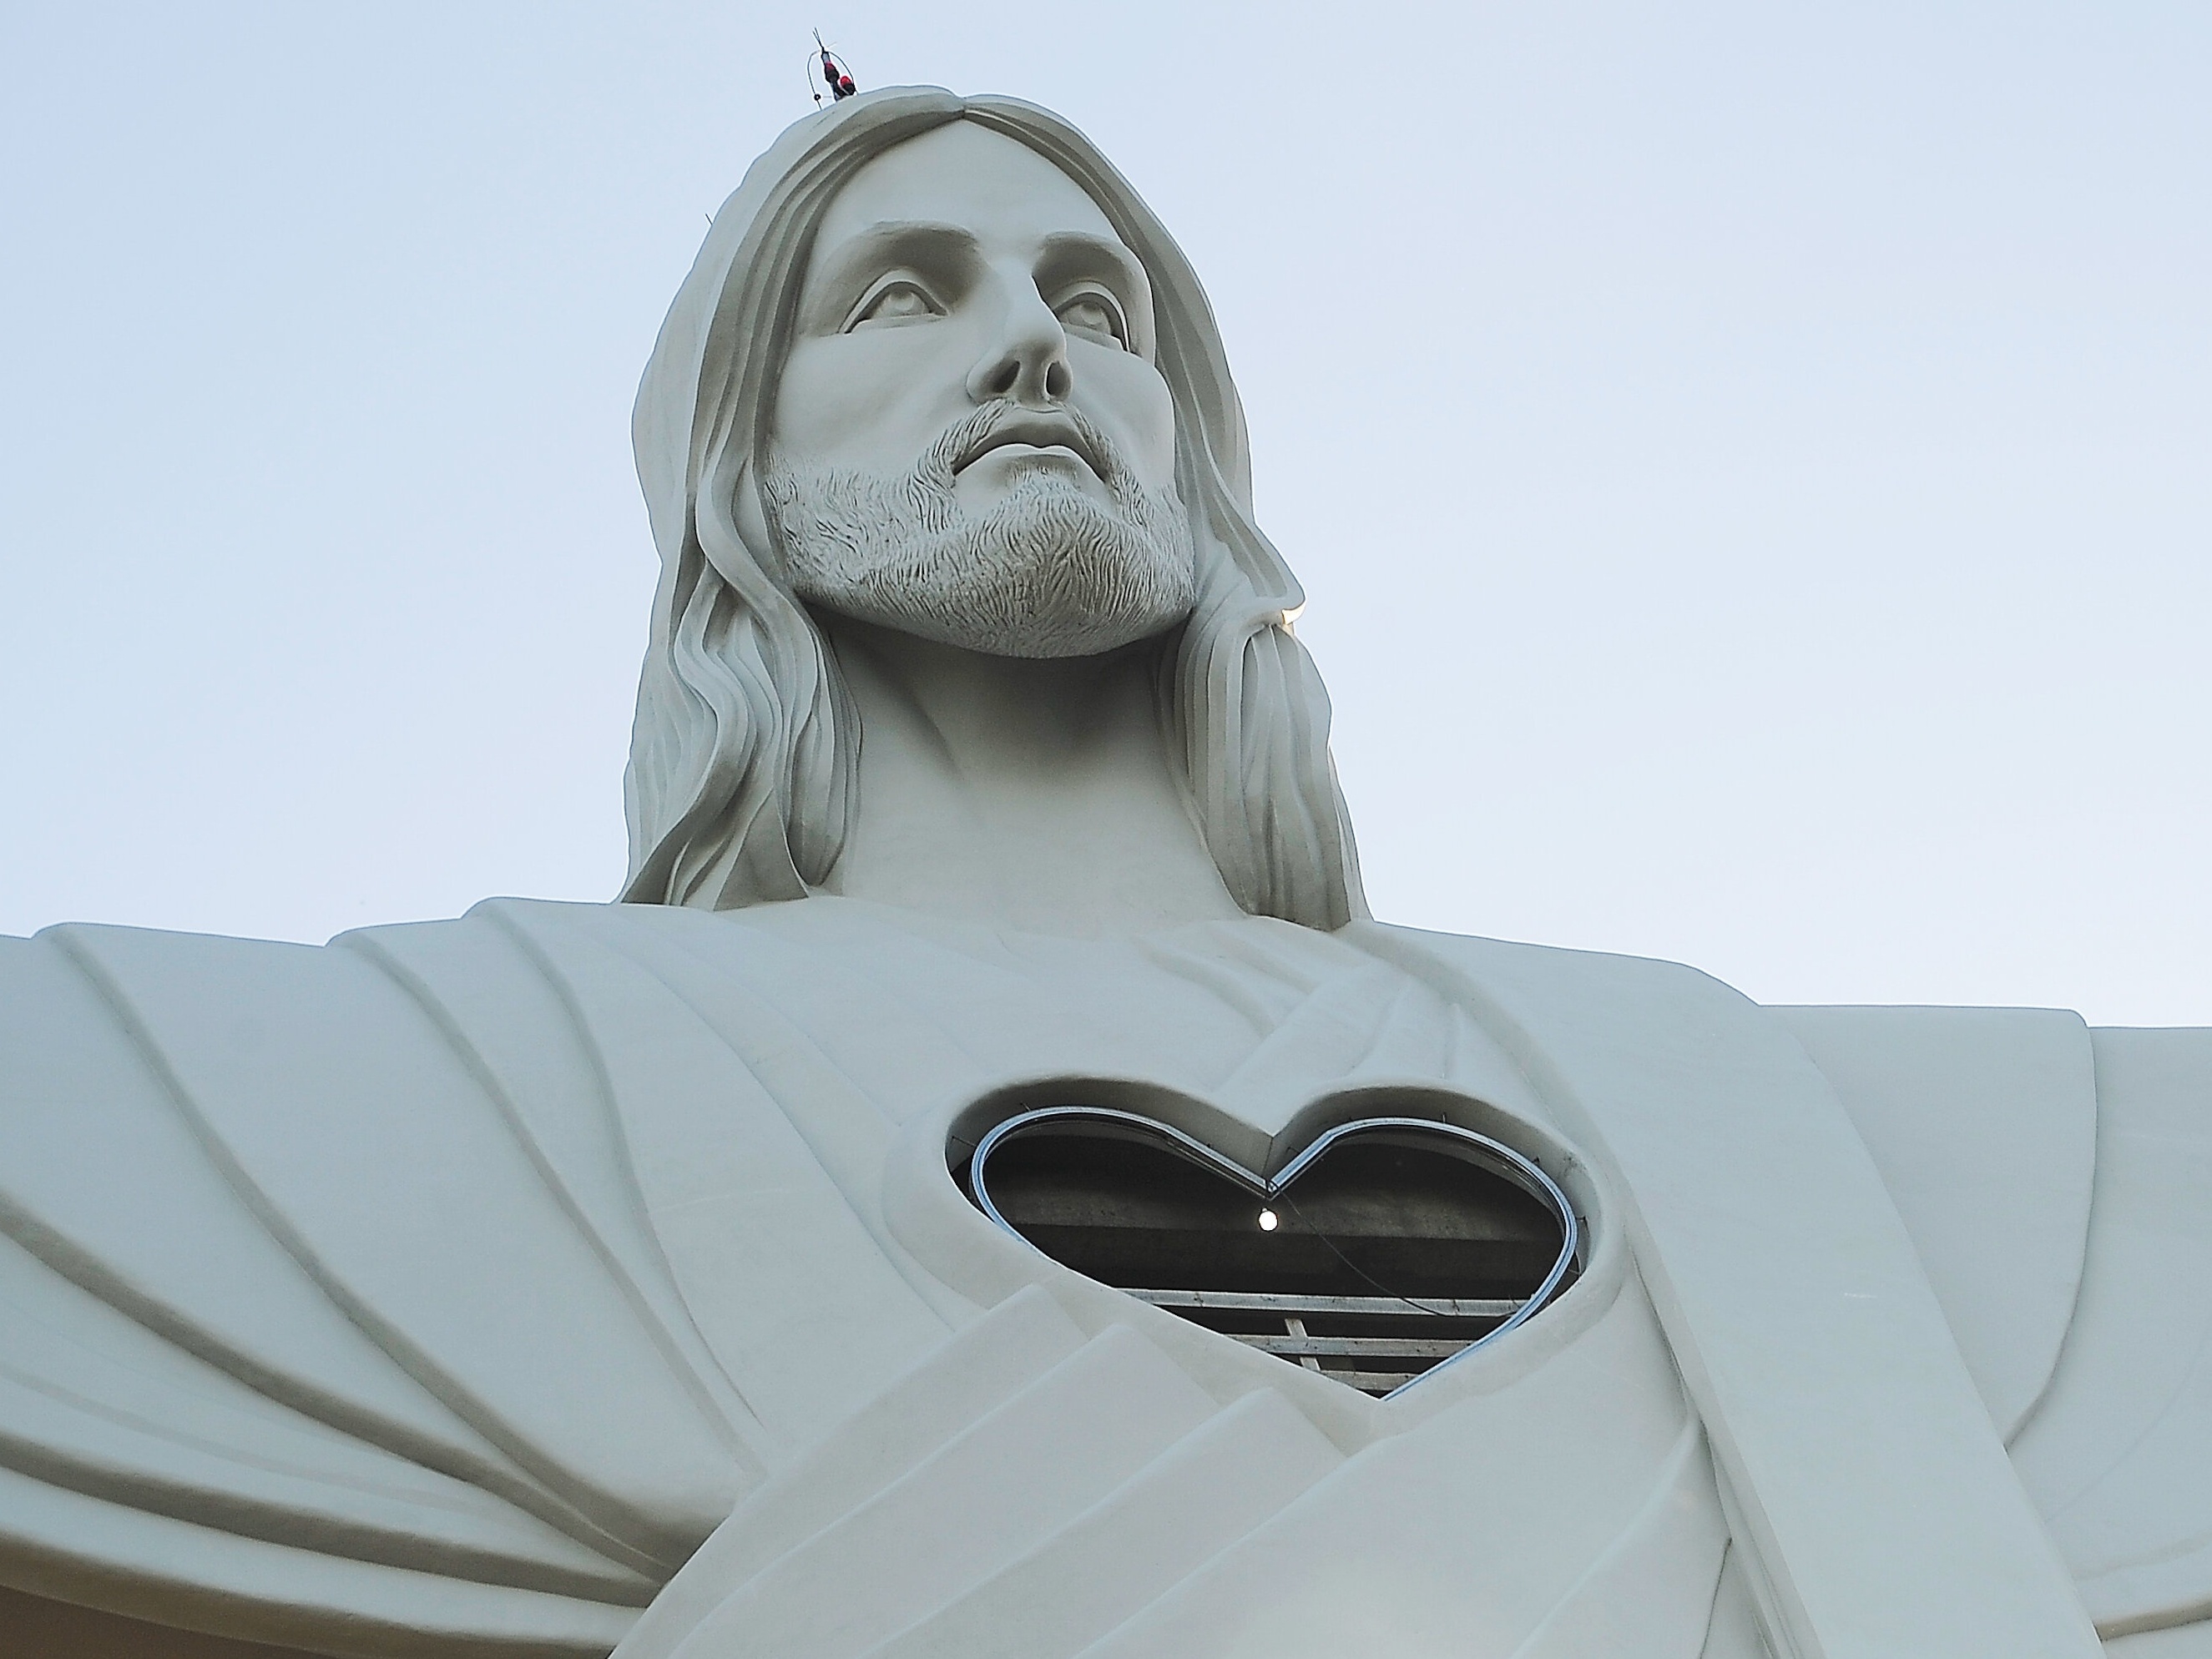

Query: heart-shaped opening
[[960, 1106, 1579, 1398]]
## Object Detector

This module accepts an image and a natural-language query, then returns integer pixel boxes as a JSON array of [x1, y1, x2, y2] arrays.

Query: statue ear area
[[959, 1107, 1580, 1399]]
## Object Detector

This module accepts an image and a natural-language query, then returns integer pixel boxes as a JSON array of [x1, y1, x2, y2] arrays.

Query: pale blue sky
[[3, 3, 2206, 1021]]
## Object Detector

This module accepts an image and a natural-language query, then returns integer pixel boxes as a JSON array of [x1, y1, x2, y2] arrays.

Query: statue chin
[[765, 460, 1197, 659]]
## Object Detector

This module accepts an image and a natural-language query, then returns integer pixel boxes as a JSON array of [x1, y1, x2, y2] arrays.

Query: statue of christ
[[2, 88, 2205, 1659]]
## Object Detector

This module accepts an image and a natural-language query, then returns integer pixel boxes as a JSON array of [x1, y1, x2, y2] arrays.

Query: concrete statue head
[[621, 88, 1365, 929], [765, 119, 1197, 662]]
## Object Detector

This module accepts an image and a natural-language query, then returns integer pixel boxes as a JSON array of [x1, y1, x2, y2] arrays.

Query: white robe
[[0, 896, 2204, 1656]]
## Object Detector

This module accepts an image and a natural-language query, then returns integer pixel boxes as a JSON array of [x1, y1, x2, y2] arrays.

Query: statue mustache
[[920, 399, 1122, 490]]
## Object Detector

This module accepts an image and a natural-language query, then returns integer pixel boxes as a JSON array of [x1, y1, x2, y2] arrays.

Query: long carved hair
[[621, 88, 1366, 930]]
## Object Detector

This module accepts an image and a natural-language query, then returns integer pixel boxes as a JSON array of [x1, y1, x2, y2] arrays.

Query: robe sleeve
[[1778, 1005, 2212, 1647], [1774, 1005, 2098, 1440], [2012, 1027, 2212, 1646], [0, 917, 756, 1656]]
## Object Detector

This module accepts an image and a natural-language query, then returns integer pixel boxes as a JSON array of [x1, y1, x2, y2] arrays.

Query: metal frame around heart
[[967, 1106, 1582, 1397]]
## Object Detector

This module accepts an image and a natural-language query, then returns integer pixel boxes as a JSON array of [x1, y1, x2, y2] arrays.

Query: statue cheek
[[773, 331, 974, 468], [1111, 366, 1181, 491]]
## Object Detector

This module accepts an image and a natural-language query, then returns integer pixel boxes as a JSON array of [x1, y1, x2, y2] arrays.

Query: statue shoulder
[[0, 901, 631, 1196], [0, 900, 753, 1650], [1, 917, 391, 1104], [1346, 921, 2108, 1649], [1358, 920, 2212, 1640], [1803, 1011, 2212, 1641], [1348, 925, 2109, 1445], [1341, 919, 1766, 1046], [2007, 1024, 2212, 1638], [1771, 1003, 2097, 1438], [0, 899, 649, 1066]]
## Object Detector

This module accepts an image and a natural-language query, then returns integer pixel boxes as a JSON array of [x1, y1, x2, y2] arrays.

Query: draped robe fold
[[0, 896, 2205, 1656]]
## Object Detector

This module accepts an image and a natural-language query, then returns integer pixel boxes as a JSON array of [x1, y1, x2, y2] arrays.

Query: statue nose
[[967, 291, 1072, 408]]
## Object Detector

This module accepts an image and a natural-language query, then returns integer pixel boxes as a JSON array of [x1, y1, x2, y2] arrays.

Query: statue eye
[[1056, 290, 1128, 349], [850, 280, 940, 329]]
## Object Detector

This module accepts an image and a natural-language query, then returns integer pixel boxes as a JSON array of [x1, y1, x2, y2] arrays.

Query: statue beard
[[760, 402, 1199, 659]]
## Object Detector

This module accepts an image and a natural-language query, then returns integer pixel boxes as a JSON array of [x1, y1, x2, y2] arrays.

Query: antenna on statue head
[[810, 31, 857, 105]]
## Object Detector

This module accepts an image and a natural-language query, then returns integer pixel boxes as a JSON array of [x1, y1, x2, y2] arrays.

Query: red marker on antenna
[[813, 31, 856, 103]]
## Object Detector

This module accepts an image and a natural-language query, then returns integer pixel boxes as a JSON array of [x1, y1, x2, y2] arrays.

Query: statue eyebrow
[[1035, 231, 1147, 300], [811, 219, 982, 304], [1035, 231, 1153, 357]]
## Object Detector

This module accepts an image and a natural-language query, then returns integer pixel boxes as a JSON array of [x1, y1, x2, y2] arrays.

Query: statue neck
[[813, 615, 1243, 935]]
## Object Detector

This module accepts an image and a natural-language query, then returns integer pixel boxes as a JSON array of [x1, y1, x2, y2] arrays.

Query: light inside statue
[[1257, 1207, 1280, 1233]]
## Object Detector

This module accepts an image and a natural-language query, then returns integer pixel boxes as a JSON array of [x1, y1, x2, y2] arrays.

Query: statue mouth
[[954, 412, 1108, 483]]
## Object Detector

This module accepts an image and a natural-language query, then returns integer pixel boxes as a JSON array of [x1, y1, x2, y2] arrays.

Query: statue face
[[765, 120, 1196, 658]]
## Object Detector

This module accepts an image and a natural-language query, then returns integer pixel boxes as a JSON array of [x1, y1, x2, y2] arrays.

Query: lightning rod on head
[[811, 31, 856, 105]]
